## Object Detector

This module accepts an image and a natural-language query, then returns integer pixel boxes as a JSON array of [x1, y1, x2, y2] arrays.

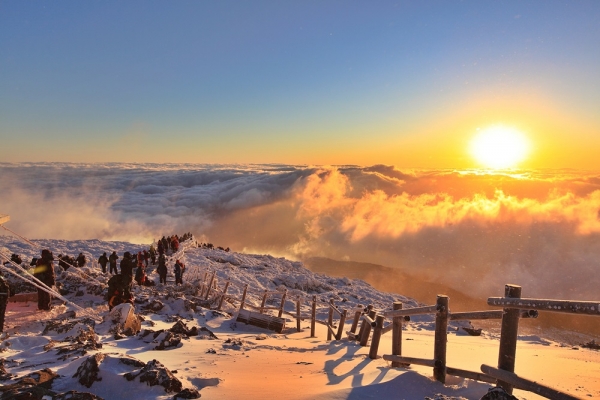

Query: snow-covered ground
[[0, 236, 599, 399]]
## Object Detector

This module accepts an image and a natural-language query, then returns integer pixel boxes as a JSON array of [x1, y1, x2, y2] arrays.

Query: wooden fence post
[[239, 284, 248, 312], [357, 304, 373, 344], [204, 271, 216, 300], [278, 289, 287, 318], [350, 305, 363, 337], [336, 309, 347, 340], [497, 284, 522, 394], [433, 295, 449, 383], [392, 301, 403, 368], [311, 295, 317, 338], [259, 290, 268, 314], [217, 281, 230, 310], [360, 308, 376, 347], [327, 299, 335, 341], [369, 315, 385, 359], [296, 297, 301, 332]]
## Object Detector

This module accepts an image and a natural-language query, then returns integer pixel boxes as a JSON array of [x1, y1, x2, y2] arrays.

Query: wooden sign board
[[0, 214, 9, 225]]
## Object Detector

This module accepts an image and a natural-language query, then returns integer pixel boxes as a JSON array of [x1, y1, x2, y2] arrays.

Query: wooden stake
[[433, 295, 449, 384], [259, 290, 268, 314], [360, 308, 376, 346], [497, 284, 522, 394], [296, 298, 301, 332], [311, 295, 317, 338], [327, 299, 334, 341], [350, 305, 363, 336], [391, 301, 403, 368], [204, 271, 216, 300], [369, 314, 385, 359], [217, 281, 230, 311], [239, 284, 248, 312], [278, 289, 287, 318], [336, 309, 347, 340]]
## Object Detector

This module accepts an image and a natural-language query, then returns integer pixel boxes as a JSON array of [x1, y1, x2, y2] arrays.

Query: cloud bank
[[1, 162, 600, 302]]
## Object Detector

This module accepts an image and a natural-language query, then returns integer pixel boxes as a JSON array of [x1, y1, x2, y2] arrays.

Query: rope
[[0, 251, 101, 322], [1, 224, 40, 248], [1, 223, 105, 287]]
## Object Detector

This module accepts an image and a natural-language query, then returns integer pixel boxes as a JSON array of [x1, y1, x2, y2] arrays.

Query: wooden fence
[[364, 284, 599, 400], [186, 262, 598, 399]]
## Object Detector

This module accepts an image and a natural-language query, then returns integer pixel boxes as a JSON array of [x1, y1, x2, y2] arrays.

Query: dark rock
[[118, 357, 146, 369], [142, 300, 164, 312], [0, 368, 59, 399], [197, 327, 217, 340], [581, 339, 600, 350], [174, 388, 201, 399], [0, 358, 15, 381], [169, 321, 200, 337], [72, 353, 105, 388], [480, 387, 519, 400], [124, 359, 182, 393], [154, 332, 182, 350], [53, 390, 105, 399]]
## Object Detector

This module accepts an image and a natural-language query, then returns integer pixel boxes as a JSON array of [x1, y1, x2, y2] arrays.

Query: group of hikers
[[0, 232, 225, 322]]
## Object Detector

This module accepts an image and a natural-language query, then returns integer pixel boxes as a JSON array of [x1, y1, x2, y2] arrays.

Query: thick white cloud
[[1, 162, 600, 302]]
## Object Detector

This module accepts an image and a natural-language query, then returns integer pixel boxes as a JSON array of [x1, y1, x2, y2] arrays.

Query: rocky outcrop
[[73, 353, 105, 388], [0, 368, 59, 399], [124, 359, 182, 393]]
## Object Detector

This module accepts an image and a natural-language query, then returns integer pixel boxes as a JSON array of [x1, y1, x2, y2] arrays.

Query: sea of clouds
[[1, 162, 600, 303]]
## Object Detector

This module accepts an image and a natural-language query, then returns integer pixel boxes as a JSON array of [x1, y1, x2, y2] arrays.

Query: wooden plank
[[361, 313, 377, 327], [487, 297, 600, 316], [382, 355, 435, 368], [446, 366, 496, 384], [481, 364, 582, 400], [450, 310, 538, 321], [236, 309, 285, 333], [383, 305, 438, 318], [0, 214, 9, 225]]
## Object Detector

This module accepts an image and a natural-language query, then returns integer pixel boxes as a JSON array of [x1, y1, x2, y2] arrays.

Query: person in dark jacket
[[174, 259, 185, 285], [134, 264, 146, 286], [76, 253, 86, 268], [108, 251, 119, 274], [157, 253, 168, 284], [120, 252, 134, 280], [149, 245, 156, 265], [106, 274, 133, 311], [98, 252, 109, 274], [33, 249, 56, 311]]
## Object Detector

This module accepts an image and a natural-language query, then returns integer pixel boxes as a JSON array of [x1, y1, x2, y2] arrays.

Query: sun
[[469, 126, 530, 169]]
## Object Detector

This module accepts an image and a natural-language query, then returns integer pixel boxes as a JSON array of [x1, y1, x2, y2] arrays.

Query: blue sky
[[1, 1, 599, 167]]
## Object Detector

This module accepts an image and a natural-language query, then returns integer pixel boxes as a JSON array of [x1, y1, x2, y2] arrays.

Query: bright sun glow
[[469, 126, 530, 169]]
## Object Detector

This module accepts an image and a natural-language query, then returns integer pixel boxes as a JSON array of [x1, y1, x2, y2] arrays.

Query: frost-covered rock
[[124, 359, 182, 393]]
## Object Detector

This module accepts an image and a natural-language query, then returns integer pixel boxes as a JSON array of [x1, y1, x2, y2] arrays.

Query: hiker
[[106, 274, 134, 311], [98, 252, 109, 274], [33, 249, 56, 311], [157, 240, 164, 256], [0, 273, 10, 332], [120, 252, 134, 280], [76, 253, 86, 268], [134, 263, 146, 286], [171, 236, 179, 252], [108, 251, 119, 274], [57, 254, 69, 270], [143, 249, 149, 267], [157, 253, 168, 284], [149, 244, 157, 265], [174, 259, 185, 285]]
